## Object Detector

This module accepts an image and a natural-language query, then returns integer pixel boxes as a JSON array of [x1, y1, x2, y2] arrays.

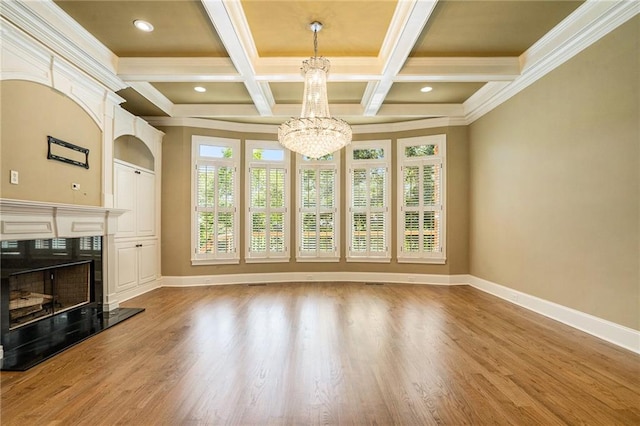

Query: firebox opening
[[9, 261, 92, 330]]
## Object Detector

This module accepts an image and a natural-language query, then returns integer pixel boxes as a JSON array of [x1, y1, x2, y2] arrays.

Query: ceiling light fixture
[[133, 19, 154, 32], [278, 21, 351, 159], [194, 86, 207, 93], [420, 86, 433, 93]]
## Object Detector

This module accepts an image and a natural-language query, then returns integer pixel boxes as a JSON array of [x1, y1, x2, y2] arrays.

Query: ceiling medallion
[[278, 21, 352, 159]]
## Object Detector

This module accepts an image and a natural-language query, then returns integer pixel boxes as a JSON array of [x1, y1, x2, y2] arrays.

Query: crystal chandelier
[[278, 22, 352, 159]]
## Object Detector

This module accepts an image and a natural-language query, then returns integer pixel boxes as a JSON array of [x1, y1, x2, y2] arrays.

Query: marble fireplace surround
[[0, 198, 127, 362]]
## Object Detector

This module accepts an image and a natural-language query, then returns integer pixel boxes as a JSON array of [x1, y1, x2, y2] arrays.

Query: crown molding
[[464, 0, 639, 124], [0, 18, 53, 85], [0, 0, 125, 92]]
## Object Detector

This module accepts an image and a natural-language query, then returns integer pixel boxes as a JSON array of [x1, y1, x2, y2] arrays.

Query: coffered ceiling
[[51, 0, 587, 126]]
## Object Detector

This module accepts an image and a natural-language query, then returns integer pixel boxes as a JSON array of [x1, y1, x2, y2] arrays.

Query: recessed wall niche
[[114, 135, 154, 171]]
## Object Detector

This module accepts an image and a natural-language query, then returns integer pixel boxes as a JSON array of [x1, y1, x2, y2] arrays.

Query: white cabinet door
[[136, 170, 156, 237], [114, 162, 156, 238], [115, 242, 138, 291], [138, 240, 158, 284], [114, 163, 136, 238]]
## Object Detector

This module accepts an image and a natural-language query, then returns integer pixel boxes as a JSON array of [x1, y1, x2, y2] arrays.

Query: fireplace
[[0, 199, 144, 371], [1, 237, 102, 336]]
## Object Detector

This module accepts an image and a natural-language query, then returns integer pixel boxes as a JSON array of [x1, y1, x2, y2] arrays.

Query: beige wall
[[160, 125, 469, 277], [0, 81, 102, 206], [469, 17, 639, 330]]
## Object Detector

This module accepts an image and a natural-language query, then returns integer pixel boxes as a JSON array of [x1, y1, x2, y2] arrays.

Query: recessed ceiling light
[[133, 20, 154, 32], [420, 86, 433, 93], [194, 86, 207, 93]]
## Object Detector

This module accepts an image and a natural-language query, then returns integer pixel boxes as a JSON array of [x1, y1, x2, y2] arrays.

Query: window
[[1, 240, 21, 256], [245, 141, 290, 262], [192, 136, 240, 265], [397, 135, 446, 263], [79, 236, 102, 253], [346, 140, 391, 262], [296, 153, 340, 261]]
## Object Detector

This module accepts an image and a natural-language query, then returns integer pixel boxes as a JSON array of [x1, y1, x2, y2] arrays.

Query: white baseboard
[[116, 279, 161, 305], [467, 275, 640, 355], [139, 272, 640, 355], [161, 271, 468, 287]]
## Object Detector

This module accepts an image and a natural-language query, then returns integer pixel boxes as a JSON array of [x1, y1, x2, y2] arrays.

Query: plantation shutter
[[248, 165, 287, 255], [298, 163, 338, 258], [195, 163, 236, 256], [346, 142, 391, 261], [398, 135, 445, 262]]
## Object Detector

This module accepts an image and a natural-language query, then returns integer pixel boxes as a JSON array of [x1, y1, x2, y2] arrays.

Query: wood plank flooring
[[1, 283, 639, 425]]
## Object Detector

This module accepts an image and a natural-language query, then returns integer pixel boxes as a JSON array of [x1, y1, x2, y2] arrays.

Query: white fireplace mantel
[[0, 198, 127, 241]]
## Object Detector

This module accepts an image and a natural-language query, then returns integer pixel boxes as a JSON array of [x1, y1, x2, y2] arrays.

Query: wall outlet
[[306, 274, 313, 281], [510, 293, 519, 302], [10, 170, 18, 185], [407, 276, 416, 282], [72, 183, 80, 190]]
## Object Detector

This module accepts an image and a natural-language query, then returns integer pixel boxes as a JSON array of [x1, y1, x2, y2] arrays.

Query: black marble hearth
[[1, 237, 144, 371], [1, 306, 144, 371]]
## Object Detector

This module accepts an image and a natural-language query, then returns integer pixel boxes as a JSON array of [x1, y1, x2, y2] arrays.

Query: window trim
[[396, 134, 447, 264], [191, 135, 240, 265], [346, 139, 391, 263], [296, 153, 341, 262], [244, 140, 291, 263]]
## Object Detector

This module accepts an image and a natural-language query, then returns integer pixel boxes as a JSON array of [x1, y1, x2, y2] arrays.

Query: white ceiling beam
[[378, 103, 464, 117], [118, 57, 241, 82], [117, 56, 520, 84], [173, 103, 259, 118], [170, 102, 462, 119], [361, 0, 439, 116], [273, 103, 365, 117], [254, 57, 383, 82], [126, 82, 174, 116], [397, 57, 521, 82], [201, 0, 273, 116]]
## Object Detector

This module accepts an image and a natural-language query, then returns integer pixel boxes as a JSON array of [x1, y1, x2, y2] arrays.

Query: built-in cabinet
[[113, 143, 159, 298], [114, 161, 155, 238], [114, 239, 158, 292]]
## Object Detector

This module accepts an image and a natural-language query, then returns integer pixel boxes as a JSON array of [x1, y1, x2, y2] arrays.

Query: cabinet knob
[[135, 170, 141, 174]]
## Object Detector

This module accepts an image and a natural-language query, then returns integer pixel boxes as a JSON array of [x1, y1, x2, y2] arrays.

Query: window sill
[[295, 257, 340, 263], [191, 258, 240, 266], [397, 257, 446, 265], [245, 257, 290, 264], [346, 257, 391, 263]]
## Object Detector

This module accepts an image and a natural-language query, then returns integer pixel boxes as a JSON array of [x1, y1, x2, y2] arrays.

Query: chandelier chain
[[313, 27, 318, 57]]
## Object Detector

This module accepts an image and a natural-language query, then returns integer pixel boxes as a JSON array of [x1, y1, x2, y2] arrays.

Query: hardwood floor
[[1, 283, 638, 425]]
